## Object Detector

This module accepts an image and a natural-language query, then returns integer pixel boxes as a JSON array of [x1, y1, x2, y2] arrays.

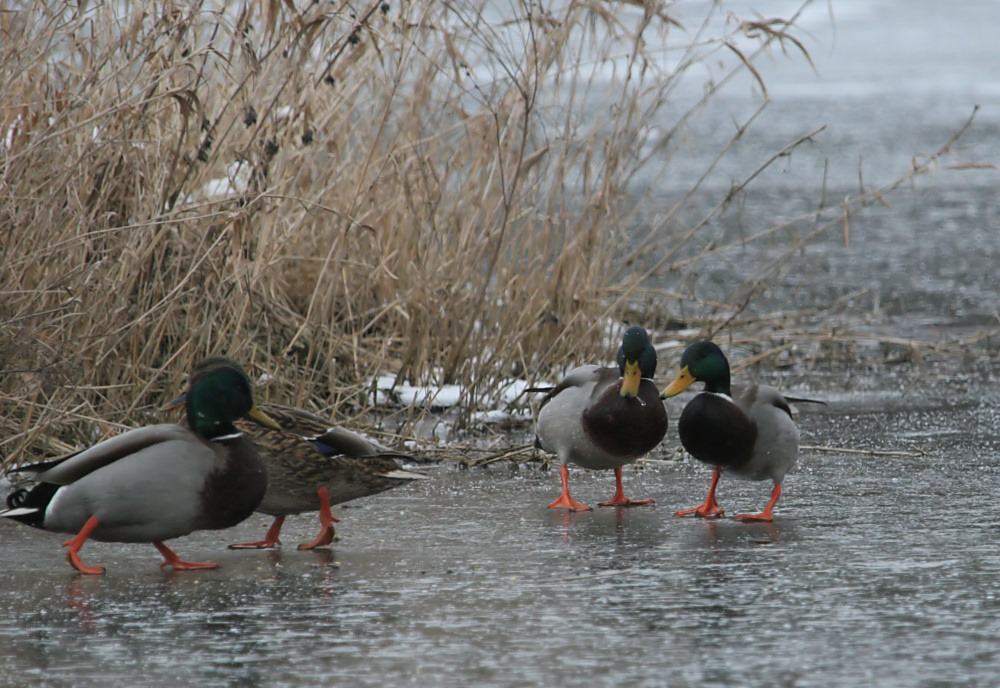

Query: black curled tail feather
[[6, 486, 29, 510], [3, 483, 58, 528]]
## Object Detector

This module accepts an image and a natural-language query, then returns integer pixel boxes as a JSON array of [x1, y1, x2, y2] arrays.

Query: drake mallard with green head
[[662, 341, 816, 522], [532, 326, 668, 511], [2, 357, 275, 574], [164, 357, 428, 550]]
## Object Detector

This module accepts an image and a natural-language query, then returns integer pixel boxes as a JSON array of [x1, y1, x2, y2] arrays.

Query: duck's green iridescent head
[[616, 326, 657, 398], [182, 357, 279, 438], [661, 341, 732, 398]]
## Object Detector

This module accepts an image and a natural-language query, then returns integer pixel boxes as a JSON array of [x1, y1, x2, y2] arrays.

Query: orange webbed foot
[[154, 542, 218, 571], [548, 494, 592, 512], [599, 467, 654, 508], [548, 464, 592, 511], [298, 524, 336, 550], [65, 549, 106, 576], [733, 512, 774, 522], [674, 503, 725, 519], [63, 515, 105, 575], [297, 488, 339, 549], [229, 516, 285, 550], [734, 485, 781, 523], [676, 470, 724, 518]]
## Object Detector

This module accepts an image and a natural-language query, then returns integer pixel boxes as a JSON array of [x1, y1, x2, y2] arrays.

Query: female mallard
[[164, 357, 428, 550], [1, 358, 275, 574], [662, 341, 811, 522], [532, 326, 668, 511]]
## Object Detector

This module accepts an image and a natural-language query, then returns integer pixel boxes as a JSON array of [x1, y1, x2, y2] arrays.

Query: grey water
[[3, 383, 1000, 688], [639, 0, 1000, 339], [3, 1, 1000, 687]]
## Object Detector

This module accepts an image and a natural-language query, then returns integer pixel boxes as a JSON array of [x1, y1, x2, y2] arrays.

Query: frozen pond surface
[[3, 1, 999, 686], [3, 375, 1000, 688], [637, 0, 1000, 339]]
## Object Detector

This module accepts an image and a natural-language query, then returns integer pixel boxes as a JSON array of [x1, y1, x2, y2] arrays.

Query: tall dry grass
[[0, 0, 968, 463]]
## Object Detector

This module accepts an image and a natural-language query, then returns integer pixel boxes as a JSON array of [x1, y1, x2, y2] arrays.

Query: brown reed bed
[[0, 1, 990, 468]]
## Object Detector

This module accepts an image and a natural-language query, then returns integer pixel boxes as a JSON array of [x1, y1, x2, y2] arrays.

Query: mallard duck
[[1, 358, 276, 574], [532, 326, 668, 511], [662, 341, 813, 521], [164, 357, 428, 550]]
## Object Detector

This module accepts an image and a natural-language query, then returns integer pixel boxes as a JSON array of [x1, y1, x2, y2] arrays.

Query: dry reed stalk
[[0, 1, 983, 468]]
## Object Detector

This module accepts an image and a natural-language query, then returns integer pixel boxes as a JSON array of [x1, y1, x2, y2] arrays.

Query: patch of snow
[[3, 115, 24, 150], [174, 161, 252, 208], [495, 378, 530, 405], [373, 372, 536, 419]]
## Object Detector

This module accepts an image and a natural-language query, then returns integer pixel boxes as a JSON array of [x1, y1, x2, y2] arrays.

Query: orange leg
[[62, 515, 105, 575], [547, 464, 592, 512], [735, 483, 782, 522], [229, 516, 286, 549], [675, 469, 725, 518], [599, 466, 654, 507], [153, 541, 218, 571], [298, 486, 341, 550]]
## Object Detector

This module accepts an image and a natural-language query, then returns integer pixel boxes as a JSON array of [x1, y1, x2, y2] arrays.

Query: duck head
[[617, 326, 657, 399], [661, 341, 732, 398], [174, 357, 280, 437]]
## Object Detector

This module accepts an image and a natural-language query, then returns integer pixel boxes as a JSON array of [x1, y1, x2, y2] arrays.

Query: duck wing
[[24, 425, 194, 486], [535, 365, 617, 410], [257, 403, 342, 438], [251, 403, 421, 464]]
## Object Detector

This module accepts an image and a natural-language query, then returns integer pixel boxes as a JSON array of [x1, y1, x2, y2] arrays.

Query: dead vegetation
[[0, 1, 989, 467]]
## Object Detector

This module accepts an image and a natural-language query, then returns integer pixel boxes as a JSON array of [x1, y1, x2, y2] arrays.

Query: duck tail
[[2, 485, 51, 527], [374, 451, 432, 466], [785, 396, 827, 406], [525, 386, 555, 395], [383, 469, 430, 481]]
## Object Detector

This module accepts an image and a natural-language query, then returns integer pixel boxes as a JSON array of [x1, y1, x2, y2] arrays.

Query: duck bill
[[248, 404, 282, 430], [160, 392, 187, 413], [619, 360, 642, 398], [661, 367, 695, 398]]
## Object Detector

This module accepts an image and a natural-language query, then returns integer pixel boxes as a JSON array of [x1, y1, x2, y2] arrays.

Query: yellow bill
[[620, 360, 642, 398], [248, 404, 281, 430], [661, 366, 695, 399]]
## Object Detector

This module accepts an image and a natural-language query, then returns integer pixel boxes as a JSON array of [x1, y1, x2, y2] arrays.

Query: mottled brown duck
[[164, 358, 427, 550]]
